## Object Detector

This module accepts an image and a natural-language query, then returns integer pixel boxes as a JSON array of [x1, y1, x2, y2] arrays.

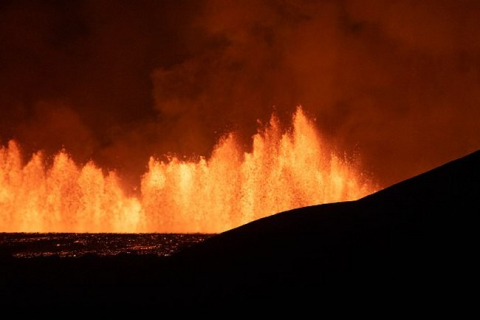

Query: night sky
[[1, 0, 479, 192]]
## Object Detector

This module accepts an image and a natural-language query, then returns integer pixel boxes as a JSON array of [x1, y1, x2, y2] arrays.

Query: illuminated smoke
[[1, 1, 479, 194]]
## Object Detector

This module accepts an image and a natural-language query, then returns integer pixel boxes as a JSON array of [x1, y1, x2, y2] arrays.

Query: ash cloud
[[1, 0, 480, 190]]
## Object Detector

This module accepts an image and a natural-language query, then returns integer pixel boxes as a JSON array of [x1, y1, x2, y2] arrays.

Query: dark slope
[[1, 149, 479, 307], [165, 148, 480, 306]]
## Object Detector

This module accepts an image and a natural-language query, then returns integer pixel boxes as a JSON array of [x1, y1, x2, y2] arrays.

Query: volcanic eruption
[[1, 1, 480, 309], [0, 106, 377, 233], [1, 0, 479, 234]]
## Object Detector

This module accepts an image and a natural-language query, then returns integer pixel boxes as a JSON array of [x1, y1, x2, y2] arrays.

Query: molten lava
[[0, 107, 378, 233]]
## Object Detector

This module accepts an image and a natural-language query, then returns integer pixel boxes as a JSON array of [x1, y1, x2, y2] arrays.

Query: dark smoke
[[1, 0, 480, 191]]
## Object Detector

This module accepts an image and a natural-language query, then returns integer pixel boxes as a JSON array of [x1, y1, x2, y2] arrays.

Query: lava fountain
[[0, 106, 378, 233]]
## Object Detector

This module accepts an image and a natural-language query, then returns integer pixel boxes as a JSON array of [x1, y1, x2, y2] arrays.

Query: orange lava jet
[[0, 107, 378, 233]]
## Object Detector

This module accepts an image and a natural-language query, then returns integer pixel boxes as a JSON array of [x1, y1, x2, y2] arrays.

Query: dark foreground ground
[[1, 149, 479, 309], [0, 232, 213, 258]]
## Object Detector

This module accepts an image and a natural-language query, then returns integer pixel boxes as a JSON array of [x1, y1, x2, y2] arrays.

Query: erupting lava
[[0, 107, 378, 233]]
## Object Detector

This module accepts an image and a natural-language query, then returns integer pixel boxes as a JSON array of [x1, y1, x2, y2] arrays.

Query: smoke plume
[[1, 0, 479, 191]]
